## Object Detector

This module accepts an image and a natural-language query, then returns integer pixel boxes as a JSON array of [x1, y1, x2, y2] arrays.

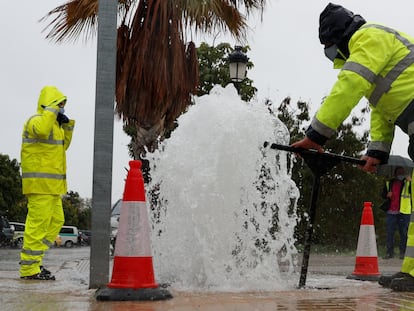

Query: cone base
[[346, 274, 380, 281], [96, 286, 173, 301]]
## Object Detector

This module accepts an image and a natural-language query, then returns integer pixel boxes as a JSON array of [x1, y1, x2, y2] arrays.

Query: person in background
[[20, 86, 75, 280], [291, 3, 414, 291], [382, 167, 411, 259]]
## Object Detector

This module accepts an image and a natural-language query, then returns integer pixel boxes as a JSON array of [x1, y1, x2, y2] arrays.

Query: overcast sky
[[1, 0, 413, 201]]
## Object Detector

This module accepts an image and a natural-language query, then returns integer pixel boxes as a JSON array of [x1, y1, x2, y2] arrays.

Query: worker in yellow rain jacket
[[20, 86, 75, 280], [292, 3, 414, 291], [382, 167, 412, 260]]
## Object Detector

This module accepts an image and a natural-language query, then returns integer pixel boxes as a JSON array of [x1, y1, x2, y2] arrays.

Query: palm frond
[[40, 0, 98, 43], [40, 0, 135, 43], [180, 0, 247, 40]]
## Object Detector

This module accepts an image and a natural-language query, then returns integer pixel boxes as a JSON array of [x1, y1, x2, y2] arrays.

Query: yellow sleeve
[[369, 107, 394, 151], [62, 120, 75, 150], [316, 70, 369, 130]]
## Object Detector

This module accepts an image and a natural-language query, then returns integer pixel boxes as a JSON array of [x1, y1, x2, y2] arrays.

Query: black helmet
[[319, 3, 365, 45]]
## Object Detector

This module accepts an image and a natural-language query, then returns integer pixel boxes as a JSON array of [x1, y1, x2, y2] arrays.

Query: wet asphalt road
[[1, 246, 414, 310]]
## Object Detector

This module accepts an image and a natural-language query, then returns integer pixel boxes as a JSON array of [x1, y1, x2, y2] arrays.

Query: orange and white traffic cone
[[347, 201, 380, 281], [96, 160, 172, 301]]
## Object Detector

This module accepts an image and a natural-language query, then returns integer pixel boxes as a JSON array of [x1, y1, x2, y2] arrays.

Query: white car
[[9, 221, 23, 248], [59, 225, 79, 248]]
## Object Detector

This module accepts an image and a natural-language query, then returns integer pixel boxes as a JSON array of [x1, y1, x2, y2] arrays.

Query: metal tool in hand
[[264, 142, 365, 288]]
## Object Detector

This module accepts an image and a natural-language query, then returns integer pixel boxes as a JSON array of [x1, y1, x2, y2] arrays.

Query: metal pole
[[89, 0, 117, 288], [265, 143, 366, 288], [298, 174, 320, 288]]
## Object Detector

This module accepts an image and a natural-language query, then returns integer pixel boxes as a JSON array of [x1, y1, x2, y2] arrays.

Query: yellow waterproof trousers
[[19, 194, 64, 277], [401, 174, 414, 277]]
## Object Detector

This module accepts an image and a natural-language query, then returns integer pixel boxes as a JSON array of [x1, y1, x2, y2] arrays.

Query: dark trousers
[[386, 213, 411, 256]]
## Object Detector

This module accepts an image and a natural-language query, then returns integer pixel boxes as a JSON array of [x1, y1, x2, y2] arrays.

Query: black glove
[[57, 113, 69, 126]]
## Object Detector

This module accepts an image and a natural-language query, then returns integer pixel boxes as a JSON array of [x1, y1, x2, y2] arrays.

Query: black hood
[[319, 3, 366, 45]]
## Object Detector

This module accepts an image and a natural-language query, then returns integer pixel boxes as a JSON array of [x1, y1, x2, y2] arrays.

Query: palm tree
[[41, 0, 267, 171]]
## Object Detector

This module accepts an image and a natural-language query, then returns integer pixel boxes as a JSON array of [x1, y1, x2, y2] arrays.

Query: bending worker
[[292, 3, 414, 291], [20, 86, 75, 280]]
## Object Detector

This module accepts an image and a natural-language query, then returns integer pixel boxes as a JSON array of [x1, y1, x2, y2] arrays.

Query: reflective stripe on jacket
[[385, 179, 412, 214], [312, 23, 414, 154]]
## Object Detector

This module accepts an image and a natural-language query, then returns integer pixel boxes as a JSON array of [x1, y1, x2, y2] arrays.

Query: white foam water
[[146, 84, 300, 291]]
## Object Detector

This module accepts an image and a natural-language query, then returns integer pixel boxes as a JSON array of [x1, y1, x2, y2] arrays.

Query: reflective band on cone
[[96, 160, 172, 301], [347, 202, 380, 281]]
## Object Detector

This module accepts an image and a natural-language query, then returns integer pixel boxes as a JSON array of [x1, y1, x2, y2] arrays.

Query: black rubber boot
[[378, 272, 409, 288], [21, 273, 56, 280], [40, 266, 51, 276], [390, 275, 414, 292]]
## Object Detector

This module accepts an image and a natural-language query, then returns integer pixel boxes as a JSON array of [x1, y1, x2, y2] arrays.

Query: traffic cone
[[347, 201, 380, 281], [96, 160, 172, 301]]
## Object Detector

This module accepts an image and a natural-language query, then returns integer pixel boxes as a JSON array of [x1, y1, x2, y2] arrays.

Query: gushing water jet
[[147, 85, 300, 291]]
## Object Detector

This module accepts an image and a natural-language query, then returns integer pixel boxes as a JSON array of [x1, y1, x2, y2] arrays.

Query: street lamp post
[[228, 46, 248, 95]]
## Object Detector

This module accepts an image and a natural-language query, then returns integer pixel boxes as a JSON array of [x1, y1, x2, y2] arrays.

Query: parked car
[[9, 222, 25, 248], [78, 230, 91, 246], [111, 199, 122, 226], [59, 225, 79, 248], [110, 199, 122, 235], [110, 199, 122, 255], [9, 221, 62, 248], [0, 215, 14, 247]]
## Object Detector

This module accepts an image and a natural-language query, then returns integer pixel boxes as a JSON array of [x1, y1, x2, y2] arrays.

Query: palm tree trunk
[[131, 118, 166, 181]]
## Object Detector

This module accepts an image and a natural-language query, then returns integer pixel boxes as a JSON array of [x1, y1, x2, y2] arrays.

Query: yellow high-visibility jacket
[[21, 86, 75, 195], [311, 23, 414, 154]]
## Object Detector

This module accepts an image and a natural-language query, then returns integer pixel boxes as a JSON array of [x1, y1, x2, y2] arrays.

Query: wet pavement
[[1, 247, 414, 310]]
